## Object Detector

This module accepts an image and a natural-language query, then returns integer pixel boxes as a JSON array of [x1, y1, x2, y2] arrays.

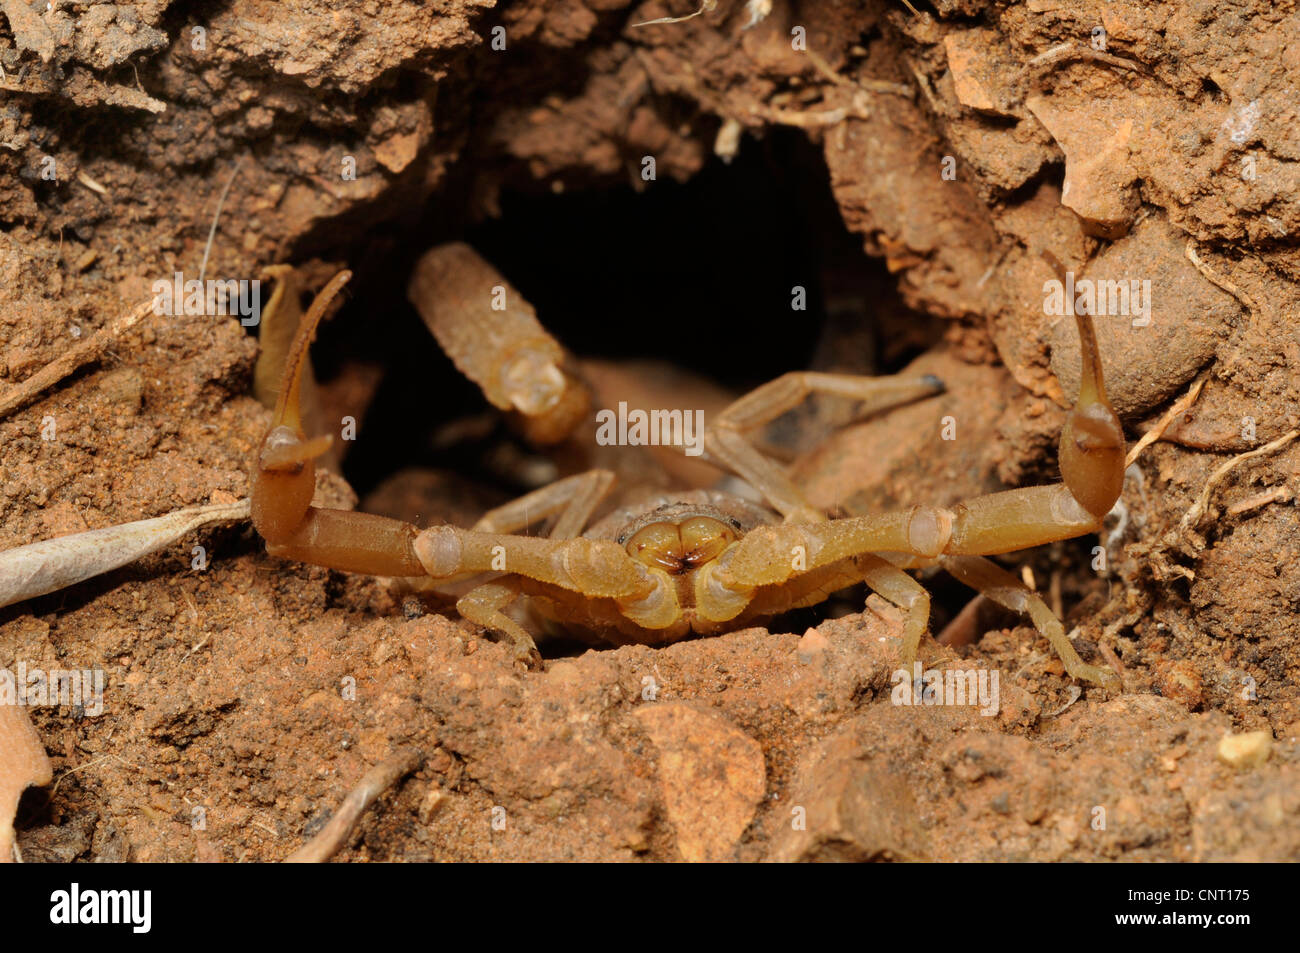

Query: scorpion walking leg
[[856, 555, 932, 677], [471, 470, 615, 538], [706, 371, 945, 521], [941, 555, 1119, 689], [456, 579, 541, 667], [457, 470, 617, 666]]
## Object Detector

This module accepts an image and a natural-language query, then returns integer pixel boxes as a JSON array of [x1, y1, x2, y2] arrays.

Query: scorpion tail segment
[[252, 424, 327, 545], [272, 269, 352, 434], [251, 426, 319, 545], [252, 269, 350, 547], [266, 509, 425, 578], [1059, 308, 1125, 520]]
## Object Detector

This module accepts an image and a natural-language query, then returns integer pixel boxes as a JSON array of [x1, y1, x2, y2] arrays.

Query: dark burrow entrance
[[299, 127, 942, 495]]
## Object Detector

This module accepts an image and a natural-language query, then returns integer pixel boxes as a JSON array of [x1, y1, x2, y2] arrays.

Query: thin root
[[284, 748, 425, 863], [1028, 42, 1146, 75], [49, 753, 141, 799], [1225, 484, 1293, 517], [805, 47, 914, 99], [1179, 430, 1299, 532], [754, 102, 866, 128], [199, 157, 245, 284], [1184, 241, 1263, 317]]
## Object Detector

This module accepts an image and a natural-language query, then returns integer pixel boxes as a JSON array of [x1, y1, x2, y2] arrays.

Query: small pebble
[[418, 784, 447, 824], [1216, 730, 1272, 770]]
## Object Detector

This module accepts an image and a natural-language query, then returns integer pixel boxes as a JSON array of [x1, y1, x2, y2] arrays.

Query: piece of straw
[[0, 499, 250, 609]]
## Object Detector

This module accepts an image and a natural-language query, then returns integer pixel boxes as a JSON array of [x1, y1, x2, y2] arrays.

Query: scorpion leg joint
[[414, 525, 464, 578]]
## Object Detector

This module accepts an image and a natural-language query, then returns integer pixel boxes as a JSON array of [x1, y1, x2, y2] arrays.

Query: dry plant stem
[[1184, 242, 1263, 317], [756, 103, 864, 127], [0, 298, 154, 419], [1028, 42, 1146, 74], [0, 701, 53, 863], [631, 0, 715, 27], [0, 499, 250, 609], [1126, 375, 1207, 467], [284, 748, 424, 863], [1180, 430, 1300, 531]]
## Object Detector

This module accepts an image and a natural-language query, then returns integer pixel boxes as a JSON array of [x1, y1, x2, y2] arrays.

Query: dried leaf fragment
[[0, 703, 52, 863]]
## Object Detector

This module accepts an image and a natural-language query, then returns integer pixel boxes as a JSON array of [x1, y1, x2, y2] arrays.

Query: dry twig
[[0, 298, 155, 419], [631, 0, 715, 27], [1125, 374, 1208, 467], [284, 748, 425, 863]]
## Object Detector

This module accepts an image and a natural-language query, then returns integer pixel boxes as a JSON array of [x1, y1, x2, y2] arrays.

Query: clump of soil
[[1, 0, 1297, 861]]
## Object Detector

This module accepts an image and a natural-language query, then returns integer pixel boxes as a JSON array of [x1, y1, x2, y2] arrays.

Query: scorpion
[[250, 251, 1124, 691]]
